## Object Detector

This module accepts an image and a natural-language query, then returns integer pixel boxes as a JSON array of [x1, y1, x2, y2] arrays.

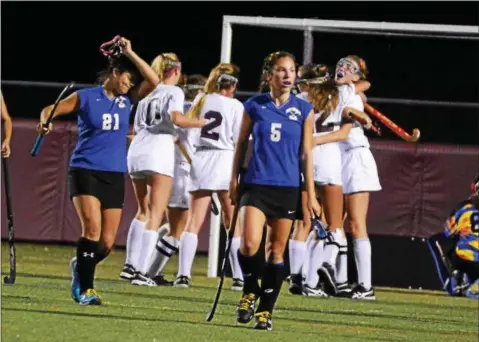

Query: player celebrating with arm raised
[[231, 51, 320, 331], [38, 37, 159, 305], [127, 53, 205, 286], [334, 55, 381, 299]]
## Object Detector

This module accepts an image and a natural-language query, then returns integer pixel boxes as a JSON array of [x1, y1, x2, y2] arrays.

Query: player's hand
[[36, 122, 53, 135], [363, 115, 372, 130], [229, 178, 239, 206], [119, 37, 133, 55], [308, 196, 321, 219], [1, 140, 11, 158], [198, 118, 207, 128]]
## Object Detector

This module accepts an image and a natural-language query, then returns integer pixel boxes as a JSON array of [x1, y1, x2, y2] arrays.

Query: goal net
[[206, 15, 479, 277]]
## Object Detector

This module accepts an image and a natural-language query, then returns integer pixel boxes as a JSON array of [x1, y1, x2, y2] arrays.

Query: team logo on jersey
[[286, 107, 301, 121], [115, 96, 127, 108]]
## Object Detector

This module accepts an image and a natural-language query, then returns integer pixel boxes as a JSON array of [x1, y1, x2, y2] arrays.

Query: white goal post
[[206, 15, 479, 277]]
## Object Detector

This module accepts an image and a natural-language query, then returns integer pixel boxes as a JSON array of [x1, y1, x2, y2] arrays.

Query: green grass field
[[1, 243, 478, 342]]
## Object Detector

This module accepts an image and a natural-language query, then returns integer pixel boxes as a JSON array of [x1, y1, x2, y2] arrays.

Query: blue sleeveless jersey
[[70, 86, 132, 173], [243, 93, 313, 187]]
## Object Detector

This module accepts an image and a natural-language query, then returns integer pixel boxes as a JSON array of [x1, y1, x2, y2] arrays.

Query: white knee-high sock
[[229, 237, 243, 281], [336, 230, 349, 284], [147, 235, 180, 277], [125, 219, 146, 270], [288, 239, 307, 276], [177, 232, 198, 279], [305, 239, 325, 288], [301, 230, 316, 281], [138, 230, 159, 275], [354, 238, 372, 289]]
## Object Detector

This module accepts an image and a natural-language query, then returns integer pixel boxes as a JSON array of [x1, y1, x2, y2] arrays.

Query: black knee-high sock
[[257, 261, 286, 314], [238, 250, 264, 296], [77, 237, 100, 293], [96, 244, 111, 264]]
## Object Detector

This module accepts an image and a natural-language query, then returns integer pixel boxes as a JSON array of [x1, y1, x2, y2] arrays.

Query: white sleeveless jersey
[[133, 84, 185, 135], [190, 93, 243, 151], [338, 84, 370, 149]]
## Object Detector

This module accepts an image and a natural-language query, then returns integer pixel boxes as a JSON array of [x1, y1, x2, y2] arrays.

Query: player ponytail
[[151, 53, 181, 82], [187, 63, 239, 120], [307, 65, 339, 116]]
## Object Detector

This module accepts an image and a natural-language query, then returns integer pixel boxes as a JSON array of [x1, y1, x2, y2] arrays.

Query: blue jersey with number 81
[[243, 93, 313, 187], [69, 86, 132, 173]]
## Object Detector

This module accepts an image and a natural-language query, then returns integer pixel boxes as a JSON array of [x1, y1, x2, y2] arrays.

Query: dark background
[[1, 1, 478, 145]]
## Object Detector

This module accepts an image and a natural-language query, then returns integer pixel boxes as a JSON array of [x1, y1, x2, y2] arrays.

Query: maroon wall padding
[[2, 120, 478, 251]]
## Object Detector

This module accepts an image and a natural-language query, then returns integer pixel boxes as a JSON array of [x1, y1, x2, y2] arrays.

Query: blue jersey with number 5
[[243, 93, 313, 187], [69, 86, 132, 172]]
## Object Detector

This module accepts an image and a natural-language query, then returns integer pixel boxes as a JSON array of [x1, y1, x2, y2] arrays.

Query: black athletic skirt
[[68, 167, 125, 209], [239, 184, 300, 221]]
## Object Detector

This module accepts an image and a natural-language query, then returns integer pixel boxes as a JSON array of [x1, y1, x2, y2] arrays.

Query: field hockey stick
[[364, 103, 420, 142], [99, 35, 123, 57], [175, 139, 220, 215], [348, 112, 381, 136], [205, 174, 242, 322], [2, 157, 16, 284], [31, 81, 75, 156], [206, 153, 247, 322]]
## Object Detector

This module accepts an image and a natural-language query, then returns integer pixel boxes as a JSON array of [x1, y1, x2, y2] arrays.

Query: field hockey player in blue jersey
[[37, 37, 161, 305], [230, 51, 321, 330]]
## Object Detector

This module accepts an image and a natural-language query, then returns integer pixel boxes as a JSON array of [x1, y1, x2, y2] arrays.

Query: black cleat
[[153, 273, 174, 287], [131, 272, 156, 286], [231, 278, 244, 292], [351, 284, 376, 300], [252, 311, 272, 331], [302, 284, 328, 297], [335, 282, 353, 298], [174, 275, 190, 288], [120, 264, 136, 280], [288, 274, 303, 295], [236, 293, 257, 324], [317, 262, 338, 296]]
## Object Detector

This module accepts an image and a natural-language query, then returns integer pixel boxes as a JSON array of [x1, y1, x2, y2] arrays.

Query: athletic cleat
[[317, 262, 338, 296], [236, 293, 257, 324], [78, 289, 102, 306], [252, 311, 273, 331], [302, 284, 328, 297], [335, 282, 353, 298], [120, 264, 136, 280], [70, 257, 80, 303], [131, 272, 157, 286], [288, 274, 303, 295], [231, 278, 244, 292], [173, 275, 190, 288], [350, 284, 376, 300], [152, 273, 173, 287]]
